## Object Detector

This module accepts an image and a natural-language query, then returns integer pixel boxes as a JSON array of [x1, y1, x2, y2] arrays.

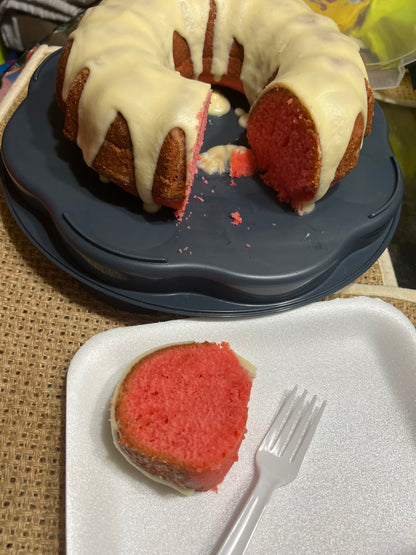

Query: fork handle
[[215, 477, 273, 555]]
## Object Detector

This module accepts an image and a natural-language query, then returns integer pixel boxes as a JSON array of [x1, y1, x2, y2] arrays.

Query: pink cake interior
[[247, 86, 321, 204], [175, 90, 212, 220], [116, 342, 253, 482]]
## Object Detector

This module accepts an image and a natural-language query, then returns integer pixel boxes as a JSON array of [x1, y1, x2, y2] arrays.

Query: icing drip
[[235, 107, 248, 129], [208, 89, 231, 116]]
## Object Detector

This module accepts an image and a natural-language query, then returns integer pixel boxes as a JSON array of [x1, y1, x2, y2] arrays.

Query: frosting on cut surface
[[62, 0, 369, 211]]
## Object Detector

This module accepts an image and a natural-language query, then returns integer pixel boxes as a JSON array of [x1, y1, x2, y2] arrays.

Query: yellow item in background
[[350, 0, 416, 65], [305, 1, 416, 65], [0, 42, 7, 65], [305, 0, 416, 88], [304, 0, 371, 33]]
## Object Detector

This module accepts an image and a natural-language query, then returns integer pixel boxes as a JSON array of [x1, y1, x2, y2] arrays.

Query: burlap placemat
[[1, 46, 415, 554], [375, 72, 416, 108]]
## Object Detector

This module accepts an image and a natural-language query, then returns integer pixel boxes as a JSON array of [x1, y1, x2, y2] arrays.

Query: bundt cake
[[56, 0, 374, 216], [110, 341, 255, 493]]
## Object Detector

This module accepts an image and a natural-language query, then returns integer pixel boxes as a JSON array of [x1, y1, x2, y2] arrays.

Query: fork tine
[[283, 393, 317, 460], [291, 399, 326, 467], [261, 386, 298, 451], [271, 388, 307, 453], [216, 386, 325, 555]]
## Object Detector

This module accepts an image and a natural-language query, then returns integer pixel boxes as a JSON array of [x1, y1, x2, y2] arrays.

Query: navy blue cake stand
[[1, 50, 403, 317]]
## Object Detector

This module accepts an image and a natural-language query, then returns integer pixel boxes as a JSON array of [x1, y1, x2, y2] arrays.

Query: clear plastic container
[[305, 0, 416, 89]]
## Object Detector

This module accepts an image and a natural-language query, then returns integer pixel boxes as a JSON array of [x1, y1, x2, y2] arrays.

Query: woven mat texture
[[1, 48, 416, 553], [375, 73, 416, 107]]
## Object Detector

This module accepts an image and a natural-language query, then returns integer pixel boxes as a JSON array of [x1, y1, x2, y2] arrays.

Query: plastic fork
[[216, 386, 326, 555]]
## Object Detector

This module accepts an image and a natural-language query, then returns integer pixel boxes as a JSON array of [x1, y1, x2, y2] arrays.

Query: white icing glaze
[[208, 89, 231, 116], [235, 107, 248, 129], [63, 0, 211, 212], [61, 0, 369, 210]]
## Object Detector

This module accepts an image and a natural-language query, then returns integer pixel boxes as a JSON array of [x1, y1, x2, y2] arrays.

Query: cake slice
[[110, 341, 255, 493]]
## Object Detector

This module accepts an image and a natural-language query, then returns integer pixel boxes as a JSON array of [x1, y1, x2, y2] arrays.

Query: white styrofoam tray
[[66, 297, 416, 554]]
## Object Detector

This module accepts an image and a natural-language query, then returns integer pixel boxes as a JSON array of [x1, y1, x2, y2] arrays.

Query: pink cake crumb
[[174, 90, 212, 221], [230, 211, 242, 226], [230, 148, 257, 178], [246, 243, 251, 248]]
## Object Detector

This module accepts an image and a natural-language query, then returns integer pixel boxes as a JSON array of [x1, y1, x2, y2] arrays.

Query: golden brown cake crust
[[57, 37, 201, 205], [332, 80, 374, 186], [152, 128, 188, 209]]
